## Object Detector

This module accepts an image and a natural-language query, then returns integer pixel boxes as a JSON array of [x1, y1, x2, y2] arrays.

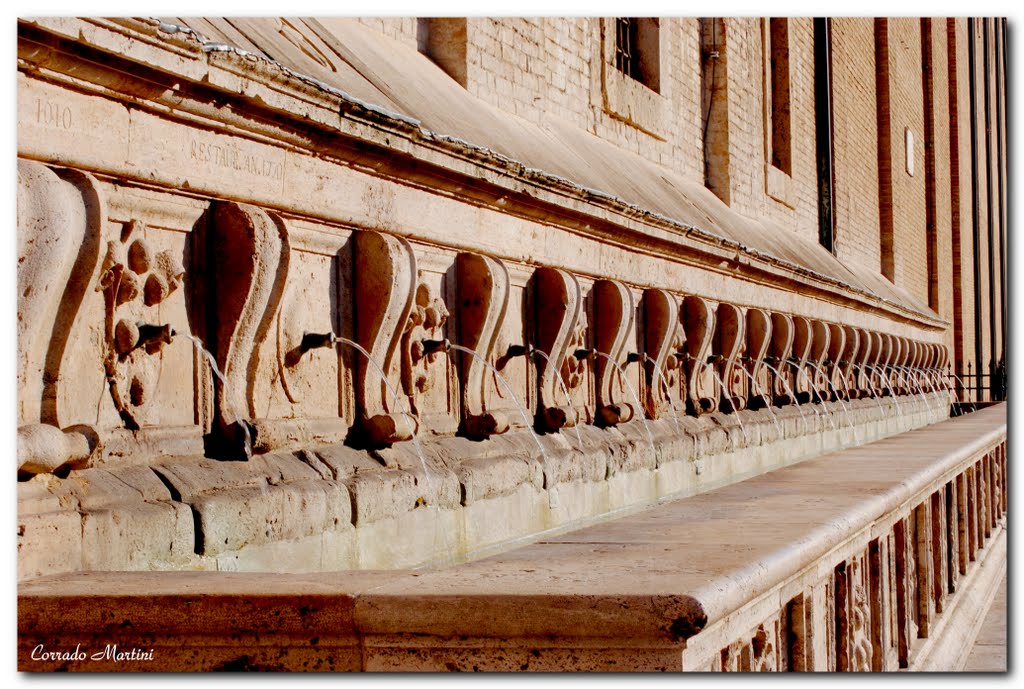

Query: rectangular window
[[814, 18, 836, 252], [769, 18, 792, 175], [762, 18, 794, 207], [613, 18, 660, 92], [700, 17, 730, 204]]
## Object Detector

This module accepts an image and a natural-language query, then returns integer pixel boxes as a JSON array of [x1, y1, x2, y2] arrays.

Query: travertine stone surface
[[18, 405, 1006, 672]]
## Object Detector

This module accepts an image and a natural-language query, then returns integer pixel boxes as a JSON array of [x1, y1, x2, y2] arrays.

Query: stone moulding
[[455, 251, 511, 439]]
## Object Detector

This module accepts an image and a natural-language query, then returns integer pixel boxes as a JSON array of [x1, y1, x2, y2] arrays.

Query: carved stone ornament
[[592, 279, 637, 426], [532, 267, 585, 432], [876, 334, 894, 396], [768, 312, 795, 406], [682, 295, 717, 416], [838, 325, 860, 400], [806, 320, 830, 402], [714, 302, 746, 413], [854, 328, 874, 398], [352, 230, 418, 445], [401, 279, 451, 417], [827, 322, 848, 401], [455, 251, 511, 439], [791, 316, 814, 403], [16, 161, 104, 473], [190, 201, 290, 458], [744, 308, 772, 410], [641, 288, 684, 421], [99, 220, 186, 431]]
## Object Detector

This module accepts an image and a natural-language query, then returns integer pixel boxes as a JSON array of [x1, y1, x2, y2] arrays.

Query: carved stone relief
[[592, 279, 637, 426], [744, 308, 772, 410], [351, 230, 417, 445], [839, 325, 860, 400], [99, 219, 185, 430], [401, 279, 451, 422], [682, 296, 717, 416], [532, 267, 586, 432], [834, 554, 875, 672], [189, 201, 290, 458], [806, 320, 830, 403], [640, 288, 684, 421], [455, 251, 511, 439], [719, 610, 787, 672], [791, 316, 813, 403], [17, 161, 105, 473], [826, 323, 848, 400], [853, 328, 873, 398], [768, 312, 795, 405], [714, 303, 746, 413]]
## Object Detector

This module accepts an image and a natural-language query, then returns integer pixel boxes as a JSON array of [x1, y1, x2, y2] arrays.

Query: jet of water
[[701, 358, 748, 448], [761, 359, 814, 434], [593, 351, 656, 450], [446, 343, 559, 508], [643, 354, 682, 436], [531, 349, 585, 454], [735, 358, 783, 439], [181, 333, 253, 461]]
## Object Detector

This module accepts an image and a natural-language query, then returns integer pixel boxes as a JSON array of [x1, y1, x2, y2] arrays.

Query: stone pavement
[[963, 571, 1007, 672]]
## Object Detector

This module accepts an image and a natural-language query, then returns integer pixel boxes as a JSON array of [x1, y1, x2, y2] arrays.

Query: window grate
[[615, 18, 643, 82]]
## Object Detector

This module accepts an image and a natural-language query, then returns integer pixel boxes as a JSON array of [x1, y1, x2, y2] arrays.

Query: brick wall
[[879, 18, 929, 302], [923, 19, 954, 348], [830, 19, 882, 272], [352, 16, 1006, 394]]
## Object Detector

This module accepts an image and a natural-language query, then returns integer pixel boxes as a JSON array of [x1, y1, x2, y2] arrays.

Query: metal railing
[[950, 359, 1007, 405]]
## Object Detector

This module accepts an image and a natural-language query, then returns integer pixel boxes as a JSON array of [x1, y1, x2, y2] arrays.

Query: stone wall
[[15, 16, 1004, 582]]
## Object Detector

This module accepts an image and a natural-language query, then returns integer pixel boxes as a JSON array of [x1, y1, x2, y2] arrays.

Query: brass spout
[[285, 332, 337, 367], [301, 332, 337, 351], [505, 344, 532, 358], [625, 352, 642, 364], [136, 323, 174, 352], [673, 351, 689, 361], [573, 348, 595, 360], [707, 354, 724, 364], [421, 339, 450, 356]]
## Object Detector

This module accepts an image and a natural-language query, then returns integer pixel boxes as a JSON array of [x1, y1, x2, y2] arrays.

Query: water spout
[[703, 361, 748, 448], [134, 322, 175, 353], [180, 332, 252, 461], [284, 331, 337, 367]]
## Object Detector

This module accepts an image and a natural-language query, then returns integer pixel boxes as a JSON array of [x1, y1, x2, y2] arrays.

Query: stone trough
[[18, 404, 1006, 671]]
